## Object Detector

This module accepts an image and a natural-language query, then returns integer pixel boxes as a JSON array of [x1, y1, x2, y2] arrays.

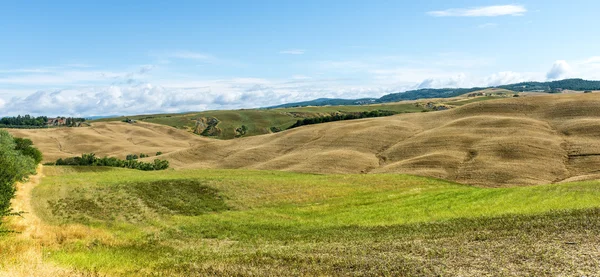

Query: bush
[[0, 131, 40, 228], [270, 127, 282, 133], [14, 138, 43, 164], [288, 110, 398, 129], [55, 153, 169, 171]]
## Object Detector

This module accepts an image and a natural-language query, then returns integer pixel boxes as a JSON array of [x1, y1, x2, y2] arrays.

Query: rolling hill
[[6, 121, 211, 162], [92, 101, 428, 139], [8, 92, 600, 187], [264, 78, 600, 108]]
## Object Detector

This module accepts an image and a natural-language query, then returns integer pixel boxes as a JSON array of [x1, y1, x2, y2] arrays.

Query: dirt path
[[0, 165, 74, 277], [10, 165, 45, 238]]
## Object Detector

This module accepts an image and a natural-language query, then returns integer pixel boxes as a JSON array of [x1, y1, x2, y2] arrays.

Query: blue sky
[[1, 0, 599, 116]]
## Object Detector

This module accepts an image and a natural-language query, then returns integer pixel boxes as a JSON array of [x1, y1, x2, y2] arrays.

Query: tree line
[[0, 115, 48, 127], [288, 110, 398, 129], [499, 78, 600, 92], [0, 131, 41, 230], [53, 153, 170, 171], [0, 115, 86, 128]]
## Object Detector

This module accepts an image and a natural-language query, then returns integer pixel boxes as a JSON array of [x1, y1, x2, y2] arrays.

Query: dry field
[[7, 121, 211, 162], [8, 93, 600, 187]]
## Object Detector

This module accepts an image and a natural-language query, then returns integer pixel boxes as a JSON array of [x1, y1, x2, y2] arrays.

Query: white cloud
[[484, 71, 536, 86], [428, 5, 527, 17], [0, 77, 387, 116], [546, 60, 573, 80], [0, 98, 5, 109], [279, 49, 305, 55], [417, 73, 470, 89]]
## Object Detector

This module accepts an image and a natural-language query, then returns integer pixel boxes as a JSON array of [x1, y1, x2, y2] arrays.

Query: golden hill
[[7, 121, 211, 162], [8, 93, 600, 187]]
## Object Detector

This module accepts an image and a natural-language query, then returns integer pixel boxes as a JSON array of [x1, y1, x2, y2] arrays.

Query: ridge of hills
[[93, 88, 518, 140], [268, 78, 600, 108], [8, 92, 600, 187]]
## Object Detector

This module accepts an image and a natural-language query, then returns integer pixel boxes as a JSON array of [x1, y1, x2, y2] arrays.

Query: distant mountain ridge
[[266, 78, 600, 109], [267, 98, 378, 109]]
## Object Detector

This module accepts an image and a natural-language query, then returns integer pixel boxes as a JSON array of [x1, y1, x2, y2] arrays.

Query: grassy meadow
[[2, 166, 600, 276]]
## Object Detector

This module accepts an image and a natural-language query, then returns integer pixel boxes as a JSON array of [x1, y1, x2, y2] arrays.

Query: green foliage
[[379, 87, 484, 102], [288, 110, 398, 129], [269, 126, 282, 133], [0, 131, 39, 227], [0, 115, 85, 128], [234, 125, 248, 137], [55, 153, 169, 171], [14, 138, 43, 164], [126, 154, 138, 160], [126, 153, 149, 160], [155, 152, 163, 156], [498, 78, 600, 92], [0, 114, 47, 127]]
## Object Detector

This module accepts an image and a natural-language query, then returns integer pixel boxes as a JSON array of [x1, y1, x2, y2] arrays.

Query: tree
[[0, 131, 39, 229]]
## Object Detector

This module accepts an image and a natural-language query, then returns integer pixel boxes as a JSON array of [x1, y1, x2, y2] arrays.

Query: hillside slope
[[93, 102, 427, 139], [8, 93, 600, 187], [7, 121, 211, 162], [160, 93, 600, 186]]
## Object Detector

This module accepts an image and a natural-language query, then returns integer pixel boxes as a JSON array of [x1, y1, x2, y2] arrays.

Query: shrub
[[55, 153, 169, 171], [288, 110, 398, 129], [0, 131, 40, 229], [270, 127, 282, 133]]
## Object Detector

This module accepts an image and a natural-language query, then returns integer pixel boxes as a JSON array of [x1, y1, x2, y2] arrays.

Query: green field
[[92, 103, 427, 139], [16, 166, 600, 276]]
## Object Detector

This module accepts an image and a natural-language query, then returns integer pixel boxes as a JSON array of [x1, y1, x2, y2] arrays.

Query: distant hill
[[266, 78, 600, 108], [497, 78, 600, 92], [267, 98, 377, 109], [378, 87, 485, 103]]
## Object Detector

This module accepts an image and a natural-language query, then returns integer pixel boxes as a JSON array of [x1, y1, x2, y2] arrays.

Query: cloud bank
[[0, 58, 595, 117]]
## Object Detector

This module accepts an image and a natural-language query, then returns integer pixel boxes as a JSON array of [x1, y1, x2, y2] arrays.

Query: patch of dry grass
[[0, 166, 114, 276]]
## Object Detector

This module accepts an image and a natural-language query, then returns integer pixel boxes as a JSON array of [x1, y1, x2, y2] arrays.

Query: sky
[[1, 0, 600, 116]]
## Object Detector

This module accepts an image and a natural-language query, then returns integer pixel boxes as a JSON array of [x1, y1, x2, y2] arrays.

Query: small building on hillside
[[47, 117, 67, 126]]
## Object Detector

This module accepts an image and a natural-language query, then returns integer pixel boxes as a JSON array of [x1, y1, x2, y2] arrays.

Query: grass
[[2, 166, 599, 276], [92, 102, 426, 139], [445, 96, 504, 106]]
